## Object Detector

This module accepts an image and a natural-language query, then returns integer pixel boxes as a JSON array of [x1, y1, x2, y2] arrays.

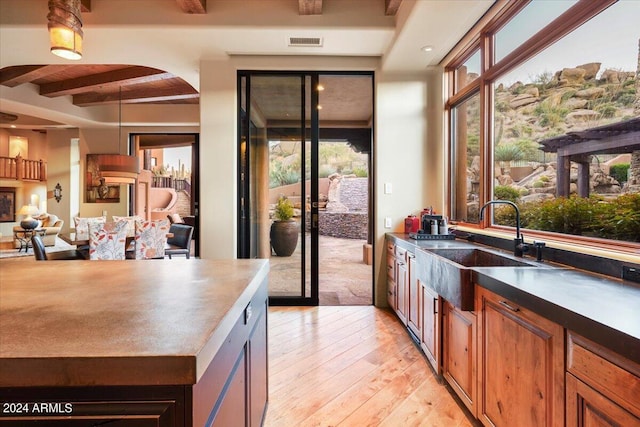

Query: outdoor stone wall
[[303, 176, 369, 239]]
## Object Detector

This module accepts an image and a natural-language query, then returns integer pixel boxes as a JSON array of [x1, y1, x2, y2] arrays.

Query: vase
[[270, 220, 299, 257]]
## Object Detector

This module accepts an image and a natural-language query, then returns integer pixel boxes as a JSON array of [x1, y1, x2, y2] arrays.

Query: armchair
[[14, 213, 64, 248]]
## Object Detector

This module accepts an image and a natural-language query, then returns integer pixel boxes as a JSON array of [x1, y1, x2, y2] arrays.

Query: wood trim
[[175, 0, 206, 14], [298, 0, 322, 15], [567, 332, 640, 417]]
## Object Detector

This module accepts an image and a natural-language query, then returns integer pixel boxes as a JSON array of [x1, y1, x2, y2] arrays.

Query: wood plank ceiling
[[0, 0, 402, 110]]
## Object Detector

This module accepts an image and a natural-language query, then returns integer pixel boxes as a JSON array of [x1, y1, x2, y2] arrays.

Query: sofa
[[13, 213, 64, 247]]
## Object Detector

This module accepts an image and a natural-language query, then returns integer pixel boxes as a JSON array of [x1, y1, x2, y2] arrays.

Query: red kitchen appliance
[[404, 215, 420, 233]]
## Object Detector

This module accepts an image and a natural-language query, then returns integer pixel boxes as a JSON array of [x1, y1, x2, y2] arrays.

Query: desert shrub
[[352, 167, 368, 177], [269, 162, 300, 188], [493, 204, 519, 228], [539, 175, 550, 182], [533, 180, 545, 188], [525, 195, 601, 236], [494, 144, 524, 163], [609, 163, 629, 184], [595, 103, 617, 118], [534, 103, 569, 127], [494, 185, 520, 203], [590, 193, 640, 241]]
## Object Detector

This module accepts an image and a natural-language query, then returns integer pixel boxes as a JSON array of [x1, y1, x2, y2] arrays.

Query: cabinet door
[[442, 300, 476, 416], [212, 350, 247, 427], [407, 253, 420, 337], [395, 256, 408, 324], [249, 301, 268, 427], [566, 373, 640, 427], [477, 286, 564, 427], [420, 280, 440, 374], [387, 253, 396, 310]]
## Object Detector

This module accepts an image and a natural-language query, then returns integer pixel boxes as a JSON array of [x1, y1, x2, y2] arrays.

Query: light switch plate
[[384, 182, 392, 194], [384, 217, 392, 228]]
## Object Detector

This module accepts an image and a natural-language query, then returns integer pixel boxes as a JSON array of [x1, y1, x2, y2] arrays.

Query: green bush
[[517, 194, 640, 242], [494, 185, 520, 203], [609, 163, 629, 184], [274, 196, 294, 221], [352, 167, 368, 177], [533, 180, 545, 188]]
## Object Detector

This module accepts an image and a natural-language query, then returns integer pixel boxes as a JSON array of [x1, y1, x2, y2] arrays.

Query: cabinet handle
[[433, 298, 438, 314], [499, 300, 520, 312]]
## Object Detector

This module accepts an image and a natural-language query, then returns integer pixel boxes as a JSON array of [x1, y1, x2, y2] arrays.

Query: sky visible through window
[[497, 0, 639, 87]]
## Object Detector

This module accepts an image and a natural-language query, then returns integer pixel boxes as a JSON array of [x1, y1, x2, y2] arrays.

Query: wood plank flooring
[[264, 306, 474, 427]]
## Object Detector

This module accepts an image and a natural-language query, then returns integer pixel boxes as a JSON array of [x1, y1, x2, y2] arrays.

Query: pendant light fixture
[[48, 0, 83, 60], [96, 87, 140, 184]]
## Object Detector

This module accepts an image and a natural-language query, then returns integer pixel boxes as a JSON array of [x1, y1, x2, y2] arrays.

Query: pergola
[[539, 117, 640, 197]]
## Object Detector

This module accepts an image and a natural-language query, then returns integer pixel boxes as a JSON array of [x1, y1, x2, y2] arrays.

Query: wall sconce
[[48, 0, 83, 60], [54, 183, 62, 203]]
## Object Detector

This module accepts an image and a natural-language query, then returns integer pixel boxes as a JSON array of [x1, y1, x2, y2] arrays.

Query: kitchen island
[[0, 259, 269, 426]]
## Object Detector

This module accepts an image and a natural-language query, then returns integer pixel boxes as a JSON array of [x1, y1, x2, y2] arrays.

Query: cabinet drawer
[[395, 245, 407, 260], [567, 332, 640, 418], [387, 241, 394, 254], [386, 254, 395, 280]]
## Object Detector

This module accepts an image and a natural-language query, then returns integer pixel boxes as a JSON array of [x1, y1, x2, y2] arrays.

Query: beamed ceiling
[[0, 0, 402, 113]]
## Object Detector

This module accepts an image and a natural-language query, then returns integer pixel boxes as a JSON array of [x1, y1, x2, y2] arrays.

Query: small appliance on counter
[[404, 215, 421, 234], [409, 213, 455, 240]]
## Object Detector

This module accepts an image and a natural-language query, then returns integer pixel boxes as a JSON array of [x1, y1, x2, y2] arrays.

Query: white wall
[[198, 55, 443, 306]]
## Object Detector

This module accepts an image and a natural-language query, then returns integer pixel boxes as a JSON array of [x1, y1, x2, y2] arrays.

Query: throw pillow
[[88, 220, 128, 260], [74, 216, 106, 240], [134, 219, 170, 259]]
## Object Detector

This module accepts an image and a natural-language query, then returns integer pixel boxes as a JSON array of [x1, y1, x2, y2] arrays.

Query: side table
[[13, 228, 46, 253]]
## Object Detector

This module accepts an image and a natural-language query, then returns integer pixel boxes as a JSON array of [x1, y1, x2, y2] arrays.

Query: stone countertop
[[0, 259, 269, 387], [387, 233, 640, 364]]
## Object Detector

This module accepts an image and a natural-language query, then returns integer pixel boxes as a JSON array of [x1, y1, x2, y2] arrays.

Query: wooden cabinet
[[566, 332, 640, 427], [442, 300, 477, 416], [476, 286, 564, 427], [395, 245, 408, 324], [386, 241, 396, 310], [420, 280, 440, 374], [407, 252, 420, 336]]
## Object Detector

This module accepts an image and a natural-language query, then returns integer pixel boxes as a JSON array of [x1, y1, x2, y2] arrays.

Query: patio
[[267, 234, 373, 305]]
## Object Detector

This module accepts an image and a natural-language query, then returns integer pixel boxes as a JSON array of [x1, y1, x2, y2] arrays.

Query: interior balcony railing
[[0, 155, 47, 182]]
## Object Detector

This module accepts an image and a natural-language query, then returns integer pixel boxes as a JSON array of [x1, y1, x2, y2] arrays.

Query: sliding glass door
[[238, 71, 373, 306]]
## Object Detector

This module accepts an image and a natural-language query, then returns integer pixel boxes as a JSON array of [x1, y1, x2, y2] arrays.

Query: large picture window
[[448, 0, 640, 248]]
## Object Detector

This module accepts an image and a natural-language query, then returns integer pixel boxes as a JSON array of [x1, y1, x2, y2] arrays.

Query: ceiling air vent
[[288, 37, 323, 47]]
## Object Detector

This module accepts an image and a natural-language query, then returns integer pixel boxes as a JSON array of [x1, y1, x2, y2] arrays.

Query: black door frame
[[237, 70, 374, 306]]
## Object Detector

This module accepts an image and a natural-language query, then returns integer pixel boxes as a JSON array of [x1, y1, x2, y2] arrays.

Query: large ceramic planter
[[270, 220, 299, 257]]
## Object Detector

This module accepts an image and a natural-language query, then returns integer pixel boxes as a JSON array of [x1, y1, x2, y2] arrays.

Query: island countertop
[[0, 259, 269, 388]]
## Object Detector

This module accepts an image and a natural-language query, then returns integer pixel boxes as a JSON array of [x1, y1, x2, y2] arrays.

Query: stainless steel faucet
[[479, 200, 529, 257]]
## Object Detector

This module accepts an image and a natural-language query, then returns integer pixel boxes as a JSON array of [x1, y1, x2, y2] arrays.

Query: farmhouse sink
[[427, 248, 536, 268], [415, 247, 540, 311]]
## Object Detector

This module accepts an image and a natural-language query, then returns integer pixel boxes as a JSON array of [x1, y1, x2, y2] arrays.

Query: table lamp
[[17, 205, 40, 230]]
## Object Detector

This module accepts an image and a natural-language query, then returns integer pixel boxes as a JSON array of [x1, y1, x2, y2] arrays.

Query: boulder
[[564, 98, 589, 109], [566, 109, 600, 123], [601, 69, 621, 84], [575, 87, 605, 100], [558, 68, 586, 85], [509, 93, 538, 109], [521, 193, 554, 203], [576, 62, 601, 80]]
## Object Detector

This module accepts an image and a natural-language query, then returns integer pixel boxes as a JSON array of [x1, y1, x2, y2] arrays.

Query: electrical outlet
[[384, 217, 392, 228]]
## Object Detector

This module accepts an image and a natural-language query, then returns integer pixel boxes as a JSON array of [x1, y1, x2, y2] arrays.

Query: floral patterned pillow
[[134, 219, 170, 259], [89, 220, 128, 260], [113, 215, 142, 238], [74, 216, 106, 240]]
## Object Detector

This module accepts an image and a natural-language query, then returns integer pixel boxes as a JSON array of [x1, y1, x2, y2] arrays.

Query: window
[[448, 0, 640, 248]]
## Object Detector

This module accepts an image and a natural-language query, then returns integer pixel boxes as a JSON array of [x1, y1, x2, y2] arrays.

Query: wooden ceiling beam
[[80, 0, 91, 13], [39, 67, 174, 97], [299, 0, 322, 15], [73, 87, 199, 106], [0, 65, 63, 87], [385, 0, 402, 16], [175, 0, 206, 14]]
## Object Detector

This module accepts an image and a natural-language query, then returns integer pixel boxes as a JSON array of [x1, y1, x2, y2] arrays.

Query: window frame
[[444, 0, 639, 252]]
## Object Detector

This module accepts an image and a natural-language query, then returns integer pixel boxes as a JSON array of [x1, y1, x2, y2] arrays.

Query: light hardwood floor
[[264, 306, 474, 427]]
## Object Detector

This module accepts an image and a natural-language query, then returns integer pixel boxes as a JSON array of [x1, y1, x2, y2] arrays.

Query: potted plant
[[270, 196, 299, 256]]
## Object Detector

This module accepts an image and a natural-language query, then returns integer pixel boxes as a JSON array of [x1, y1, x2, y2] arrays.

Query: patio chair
[[31, 235, 85, 260], [165, 224, 194, 259]]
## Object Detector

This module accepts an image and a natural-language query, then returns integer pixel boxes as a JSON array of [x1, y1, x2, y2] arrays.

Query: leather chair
[[165, 224, 194, 259], [31, 235, 85, 260]]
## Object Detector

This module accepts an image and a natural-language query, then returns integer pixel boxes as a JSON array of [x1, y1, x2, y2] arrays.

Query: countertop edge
[[194, 260, 269, 382]]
